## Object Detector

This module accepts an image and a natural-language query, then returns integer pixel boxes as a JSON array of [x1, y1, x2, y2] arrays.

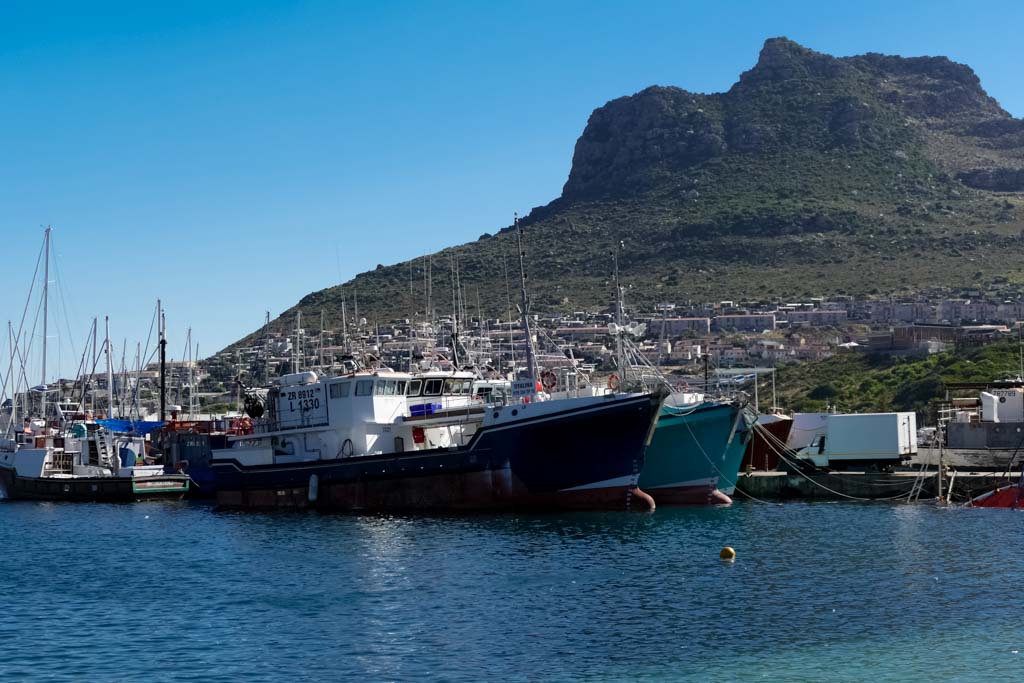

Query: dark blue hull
[[156, 431, 228, 497], [212, 392, 664, 511]]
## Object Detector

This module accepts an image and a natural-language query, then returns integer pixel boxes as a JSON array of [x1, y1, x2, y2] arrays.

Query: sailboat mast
[[158, 300, 167, 422], [7, 321, 15, 435], [515, 214, 537, 385], [41, 226, 51, 421], [105, 316, 114, 419]]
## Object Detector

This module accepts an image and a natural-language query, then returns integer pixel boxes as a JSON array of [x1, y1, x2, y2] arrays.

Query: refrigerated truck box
[[799, 412, 917, 468]]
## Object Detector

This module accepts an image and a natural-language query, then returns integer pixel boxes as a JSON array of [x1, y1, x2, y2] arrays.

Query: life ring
[[607, 373, 620, 391], [540, 370, 557, 391], [675, 380, 689, 392]]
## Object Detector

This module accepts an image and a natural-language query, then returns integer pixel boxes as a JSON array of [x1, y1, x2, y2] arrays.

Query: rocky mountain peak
[[559, 38, 1022, 201], [736, 36, 848, 87]]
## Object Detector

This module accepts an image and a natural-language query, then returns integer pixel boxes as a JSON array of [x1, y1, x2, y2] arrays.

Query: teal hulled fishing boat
[[638, 399, 750, 505]]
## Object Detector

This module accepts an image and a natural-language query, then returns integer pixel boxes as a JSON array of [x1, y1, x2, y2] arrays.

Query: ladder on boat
[[94, 434, 115, 468]]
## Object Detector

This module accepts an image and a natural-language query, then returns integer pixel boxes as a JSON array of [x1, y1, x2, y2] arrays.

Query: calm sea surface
[[1, 499, 1021, 682]]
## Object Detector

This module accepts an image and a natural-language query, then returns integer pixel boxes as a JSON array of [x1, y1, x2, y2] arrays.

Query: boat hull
[[740, 416, 794, 471], [970, 483, 1024, 508], [212, 392, 663, 512], [0, 467, 189, 502], [154, 430, 229, 497], [639, 402, 746, 505]]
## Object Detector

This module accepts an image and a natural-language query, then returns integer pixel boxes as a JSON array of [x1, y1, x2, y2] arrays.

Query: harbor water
[[1, 500, 1021, 682]]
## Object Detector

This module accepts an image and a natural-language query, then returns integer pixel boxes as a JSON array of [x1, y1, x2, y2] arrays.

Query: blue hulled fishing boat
[[210, 369, 664, 511]]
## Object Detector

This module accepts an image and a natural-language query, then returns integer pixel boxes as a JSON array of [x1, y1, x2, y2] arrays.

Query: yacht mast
[[105, 316, 114, 419], [7, 321, 15, 435], [158, 300, 167, 422], [41, 226, 51, 421], [515, 214, 537, 387]]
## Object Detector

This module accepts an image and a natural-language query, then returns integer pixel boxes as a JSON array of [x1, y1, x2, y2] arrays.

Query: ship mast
[[612, 240, 625, 386], [515, 214, 537, 388]]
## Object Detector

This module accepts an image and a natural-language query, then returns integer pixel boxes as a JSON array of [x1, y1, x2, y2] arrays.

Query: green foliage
[[775, 341, 1024, 417]]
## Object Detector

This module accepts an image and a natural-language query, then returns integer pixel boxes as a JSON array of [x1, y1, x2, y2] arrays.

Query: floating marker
[[720, 546, 736, 561]]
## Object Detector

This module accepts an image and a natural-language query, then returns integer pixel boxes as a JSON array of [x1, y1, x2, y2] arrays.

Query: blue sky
[[2, 0, 1022, 380]]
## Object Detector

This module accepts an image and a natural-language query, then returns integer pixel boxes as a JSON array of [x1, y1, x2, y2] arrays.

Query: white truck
[[795, 412, 917, 470]]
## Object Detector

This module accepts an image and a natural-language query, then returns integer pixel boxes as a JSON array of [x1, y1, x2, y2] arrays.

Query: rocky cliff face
[[563, 37, 1024, 198]]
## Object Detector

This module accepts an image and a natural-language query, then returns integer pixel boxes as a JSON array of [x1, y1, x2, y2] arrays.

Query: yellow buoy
[[720, 546, 736, 561]]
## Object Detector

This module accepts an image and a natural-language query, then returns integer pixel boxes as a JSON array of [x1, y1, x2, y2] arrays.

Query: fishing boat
[[603, 244, 752, 505], [0, 418, 188, 501], [153, 414, 250, 497], [740, 411, 794, 472], [210, 217, 664, 511], [914, 380, 1024, 470], [638, 397, 750, 504], [210, 369, 664, 511]]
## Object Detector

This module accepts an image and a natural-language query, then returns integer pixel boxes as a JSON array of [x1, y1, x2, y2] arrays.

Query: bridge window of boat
[[406, 379, 423, 396], [374, 380, 402, 396], [423, 379, 444, 397], [444, 379, 473, 395], [329, 382, 351, 399], [355, 380, 374, 396]]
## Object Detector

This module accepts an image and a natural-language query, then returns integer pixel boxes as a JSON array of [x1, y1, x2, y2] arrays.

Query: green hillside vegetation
[[773, 340, 1024, 417], [222, 38, 1024, 353]]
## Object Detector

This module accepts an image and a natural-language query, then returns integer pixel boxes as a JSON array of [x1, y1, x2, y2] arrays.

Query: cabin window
[[444, 379, 457, 395], [406, 380, 422, 396], [329, 382, 351, 399], [396, 381, 407, 394], [384, 381, 397, 396], [423, 379, 443, 396], [461, 380, 473, 395], [355, 380, 374, 396]]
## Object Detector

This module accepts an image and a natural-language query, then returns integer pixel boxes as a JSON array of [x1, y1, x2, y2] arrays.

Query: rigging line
[[751, 422, 916, 502], [754, 422, 919, 488], [49, 237, 79, 366], [679, 409, 780, 506], [138, 303, 158, 381], [67, 319, 96, 413], [9, 237, 46, 372]]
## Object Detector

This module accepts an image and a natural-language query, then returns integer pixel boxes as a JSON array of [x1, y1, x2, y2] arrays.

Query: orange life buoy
[[607, 373, 620, 391], [540, 370, 557, 391]]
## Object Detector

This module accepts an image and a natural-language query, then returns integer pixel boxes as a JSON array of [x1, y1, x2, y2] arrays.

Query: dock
[[734, 470, 1017, 502]]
